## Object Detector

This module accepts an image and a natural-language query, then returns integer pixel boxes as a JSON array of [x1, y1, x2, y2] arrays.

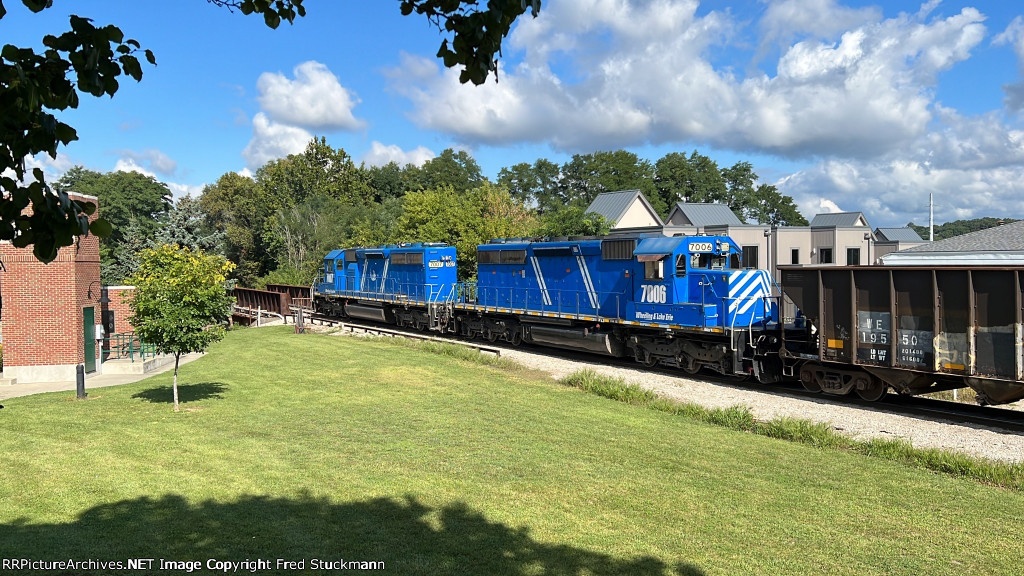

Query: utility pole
[[929, 193, 934, 241]]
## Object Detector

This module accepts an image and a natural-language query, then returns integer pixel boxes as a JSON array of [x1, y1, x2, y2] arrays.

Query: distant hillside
[[907, 217, 1019, 241]]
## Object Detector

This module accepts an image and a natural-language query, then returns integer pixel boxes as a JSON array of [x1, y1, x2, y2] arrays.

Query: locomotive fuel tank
[[526, 325, 626, 357]]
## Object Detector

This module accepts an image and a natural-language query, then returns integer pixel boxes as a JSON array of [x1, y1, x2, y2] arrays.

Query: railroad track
[[290, 307, 502, 357], [289, 307, 1024, 434]]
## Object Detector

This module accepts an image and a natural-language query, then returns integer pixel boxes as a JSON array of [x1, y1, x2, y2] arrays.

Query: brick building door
[[83, 306, 96, 372]]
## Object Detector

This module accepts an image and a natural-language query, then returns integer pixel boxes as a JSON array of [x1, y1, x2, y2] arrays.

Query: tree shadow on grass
[[131, 382, 228, 404], [0, 494, 705, 575]]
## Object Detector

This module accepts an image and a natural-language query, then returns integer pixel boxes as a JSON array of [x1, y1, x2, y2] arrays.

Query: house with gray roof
[[584, 190, 664, 231], [809, 212, 870, 228], [880, 220, 1024, 265], [665, 202, 743, 228], [872, 227, 927, 260]]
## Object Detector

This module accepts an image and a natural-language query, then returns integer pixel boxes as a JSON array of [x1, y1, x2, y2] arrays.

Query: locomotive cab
[[630, 236, 776, 329]]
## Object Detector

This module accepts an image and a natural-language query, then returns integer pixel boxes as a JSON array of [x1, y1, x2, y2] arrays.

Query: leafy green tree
[[419, 149, 486, 192], [257, 138, 372, 206], [199, 172, 271, 285], [720, 161, 757, 222], [400, 0, 542, 84], [267, 194, 369, 285], [127, 244, 234, 412], [748, 184, 807, 226], [652, 152, 696, 213], [400, 183, 533, 279], [1, 0, 537, 262], [362, 161, 411, 203], [497, 158, 561, 210], [351, 197, 406, 247], [54, 167, 172, 283], [559, 151, 662, 214], [907, 217, 1019, 240], [537, 206, 610, 237]]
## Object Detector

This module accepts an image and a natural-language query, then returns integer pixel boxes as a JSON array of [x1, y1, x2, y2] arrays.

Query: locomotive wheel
[[680, 355, 700, 375], [510, 331, 523, 346], [799, 363, 822, 392], [640, 351, 658, 368], [486, 330, 500, 343], [855, 377, 887, 401]]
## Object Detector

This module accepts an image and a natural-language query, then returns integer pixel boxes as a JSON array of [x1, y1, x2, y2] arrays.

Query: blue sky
[[7, 0, 1024, 228]]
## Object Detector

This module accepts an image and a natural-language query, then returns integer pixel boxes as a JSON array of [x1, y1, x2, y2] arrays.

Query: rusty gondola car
[[778, 266, 1024, 404]]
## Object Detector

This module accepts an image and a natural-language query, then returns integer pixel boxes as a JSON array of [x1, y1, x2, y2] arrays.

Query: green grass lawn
[[1, 326, 1021, 575]]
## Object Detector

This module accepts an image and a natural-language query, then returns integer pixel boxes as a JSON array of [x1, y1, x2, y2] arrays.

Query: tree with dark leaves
[[0, 0, 539, 262]]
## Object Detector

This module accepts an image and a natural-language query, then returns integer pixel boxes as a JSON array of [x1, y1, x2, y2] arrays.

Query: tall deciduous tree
[[497, 158, 561, 211], [55, 167, 172, 283], [128, 244, 234, 412], [559, 151, 662, 214], [199, 172, 270, 285], [400, 183, 534, 280], [419, 149, 486, 192], [1, 0, 538, 262]]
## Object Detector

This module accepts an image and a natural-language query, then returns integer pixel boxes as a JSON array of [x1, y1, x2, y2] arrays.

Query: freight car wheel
[[854, 377, 887, 401], [799, 363, 822, 392]]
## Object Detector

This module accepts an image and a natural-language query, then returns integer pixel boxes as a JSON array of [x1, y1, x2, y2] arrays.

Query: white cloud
[[114, 149, 178, 176], [362, 141, 435, 167], [167, 182, 204, 199], [757, 0, 881, 53], [113, 157, 158, 179], [994, 16, 1024, 112], [113, 157, 203, 200], [390, 0, 986, 158], [241, 112, 312, 171], [777, 108, 1024, 227], [256, 61, 366, 131], [23, 152, 75, 183]]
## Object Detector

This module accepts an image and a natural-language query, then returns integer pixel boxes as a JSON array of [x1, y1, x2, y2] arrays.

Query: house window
[[846, 248, 861, 266], [791, 248, 799, 265], [742, 245, 759, 269], [819, 248, 833, 264]]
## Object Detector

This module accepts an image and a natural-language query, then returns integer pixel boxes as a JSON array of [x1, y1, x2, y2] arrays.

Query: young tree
[[128, 245, 235, 412]]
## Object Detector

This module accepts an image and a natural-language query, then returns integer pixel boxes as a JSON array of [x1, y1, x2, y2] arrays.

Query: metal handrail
[[101, 332, 158, 363]]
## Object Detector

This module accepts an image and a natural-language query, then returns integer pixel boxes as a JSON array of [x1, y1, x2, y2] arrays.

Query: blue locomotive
[[314, 235, 780, 378], [310, 236, 1024, 405]]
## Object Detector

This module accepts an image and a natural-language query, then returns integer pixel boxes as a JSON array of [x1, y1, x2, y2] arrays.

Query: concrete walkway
[[0, 352, 205, 401]]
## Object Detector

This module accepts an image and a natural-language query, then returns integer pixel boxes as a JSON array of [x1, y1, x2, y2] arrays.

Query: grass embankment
[[0, 326, 1021, 575], [559, 369, 1024, 491]]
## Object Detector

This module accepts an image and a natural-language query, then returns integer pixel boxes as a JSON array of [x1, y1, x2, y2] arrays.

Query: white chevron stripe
[[530, 256, 552, 306], [729, 271, 772, 316], [576, 254, 599, 309]]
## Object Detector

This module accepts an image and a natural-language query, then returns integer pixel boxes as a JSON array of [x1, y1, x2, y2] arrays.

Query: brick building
[[0, 193, 104, 383]]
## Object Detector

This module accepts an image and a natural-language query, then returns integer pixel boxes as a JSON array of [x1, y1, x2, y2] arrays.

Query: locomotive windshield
[[689, 253, 737, 270]]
